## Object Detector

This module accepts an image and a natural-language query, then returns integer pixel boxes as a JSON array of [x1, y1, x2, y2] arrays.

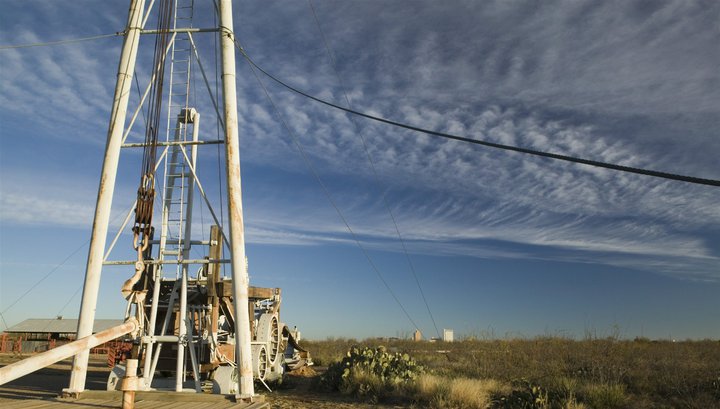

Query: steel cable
[[234, 43, 720, 188], [236, 36, 422, 332], [133, 0, 175, 249], [0, 33, 120, 50]]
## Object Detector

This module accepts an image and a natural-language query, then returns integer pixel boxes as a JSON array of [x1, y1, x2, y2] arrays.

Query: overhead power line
[[0, 240, 89, 329], [0, 33, 121, 50], [233, 45, 720, 188]]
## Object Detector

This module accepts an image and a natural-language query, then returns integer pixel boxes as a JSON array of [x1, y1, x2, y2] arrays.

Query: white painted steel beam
[[66, 0, 146, 394], [0, 319, 138, 386], [218, 0, 255, 400], [176, 110, 200, 392], [103, 258, 230, 266], [121, 139, 223, 148], [141, 27, 219, 34], [188, 32, 225, 132]]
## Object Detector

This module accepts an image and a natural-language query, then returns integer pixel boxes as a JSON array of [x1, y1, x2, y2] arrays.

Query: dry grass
[[412, 374, 510, 408], [582, 382, 627, 409], [305, 337, 720, 408]]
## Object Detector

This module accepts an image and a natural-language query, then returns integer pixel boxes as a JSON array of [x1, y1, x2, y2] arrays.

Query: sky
[[0, 0, 719, 341]]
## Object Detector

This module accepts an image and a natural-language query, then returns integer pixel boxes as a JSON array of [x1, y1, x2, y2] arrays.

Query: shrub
[[583, 383, 627, 409], [497, 379, 551, 409], [307, 337, 720, 407], [320, 346, 425, 401]]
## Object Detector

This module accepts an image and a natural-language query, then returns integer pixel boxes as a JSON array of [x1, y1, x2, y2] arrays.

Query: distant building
[[1, 317, 125, 354], [443, 328, 454, 342], [413, 329, 422, 341]]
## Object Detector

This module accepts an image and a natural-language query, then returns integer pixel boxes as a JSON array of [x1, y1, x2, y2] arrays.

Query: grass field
[[304, 337, 720, 409]]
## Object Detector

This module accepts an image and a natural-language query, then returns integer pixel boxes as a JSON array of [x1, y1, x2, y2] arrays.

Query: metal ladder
[[143, 0, 202, 391], [158, 116, 193, 273], [158, 0, 196, 274]]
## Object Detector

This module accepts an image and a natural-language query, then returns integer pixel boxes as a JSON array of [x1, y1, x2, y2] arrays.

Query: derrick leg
[[218, 0, 254, 400], [65, 0, 146, 394]]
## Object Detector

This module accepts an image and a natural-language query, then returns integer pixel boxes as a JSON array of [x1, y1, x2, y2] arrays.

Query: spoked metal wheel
[[251, 344, 268, 380], [257, 313, 281, 364]]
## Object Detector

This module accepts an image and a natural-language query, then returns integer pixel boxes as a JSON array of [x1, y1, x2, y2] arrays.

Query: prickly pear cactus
[[320, 346, 425, 397]]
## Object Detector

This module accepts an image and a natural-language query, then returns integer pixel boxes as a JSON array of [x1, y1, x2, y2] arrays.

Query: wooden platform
[[0, 391, 268, 409], [0, 355, 268, 409]]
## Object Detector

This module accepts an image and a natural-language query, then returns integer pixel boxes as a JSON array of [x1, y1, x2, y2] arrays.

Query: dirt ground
[[0, 354, 410, 408]]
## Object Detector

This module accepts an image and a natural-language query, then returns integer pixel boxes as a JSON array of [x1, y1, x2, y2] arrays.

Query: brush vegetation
[[306, 337, 720, 408]]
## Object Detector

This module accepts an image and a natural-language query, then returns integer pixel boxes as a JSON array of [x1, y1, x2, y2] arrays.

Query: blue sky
[[1, 0, 719, 340]]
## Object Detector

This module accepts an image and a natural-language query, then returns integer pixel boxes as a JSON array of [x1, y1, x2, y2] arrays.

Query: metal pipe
[[148, 239, 211, 245], [186, 319, 202, 393], [66, 0, 146, 394], [138, 142, 169, 389], [142, 0, 156, 27], [183, 111, 200, 279], [104, 203, 136, 261], [178, 145, 230, 248], [141, 262, 162, 390], [184, 111, 200, 392], [121, 358, 139, 409], [188, 32, 225, 132], [175, 110, 199, 392], [142, 335, 180, 343], [0, 319, 138, 386], [219, 0, 254, 399], [122, 139, 223, 148], [141, 27, 219, 34], [147, 279, 180, 387], [175, 267, 188, 391], [103, 258, 230, 266], [121, 34, 177, 145]]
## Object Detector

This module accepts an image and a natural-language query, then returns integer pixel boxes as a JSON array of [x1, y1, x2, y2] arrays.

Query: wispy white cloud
[[1, 0, 718, 284], [0, 192, 94, 227], [243, 185, 717, 275], [0, 171, 136, 230]]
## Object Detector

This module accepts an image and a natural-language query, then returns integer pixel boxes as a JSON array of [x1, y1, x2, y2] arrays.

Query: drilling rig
[[0, 0, 309, 402]]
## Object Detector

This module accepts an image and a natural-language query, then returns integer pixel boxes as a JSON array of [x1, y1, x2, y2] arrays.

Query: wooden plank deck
[[0, 355, 268, 408], [0, 393, 268, 409], [0, 400, 268, 409]]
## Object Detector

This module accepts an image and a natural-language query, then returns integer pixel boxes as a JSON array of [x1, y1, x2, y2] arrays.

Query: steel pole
[[174, 110, 200, 392], [218, 0, 254, 399], [66, 0, 146, 394], [141, 266, 162, 390], [121, 358, 139, 409], [0, 319, 138, 386], [175, 264, 188, 391]]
